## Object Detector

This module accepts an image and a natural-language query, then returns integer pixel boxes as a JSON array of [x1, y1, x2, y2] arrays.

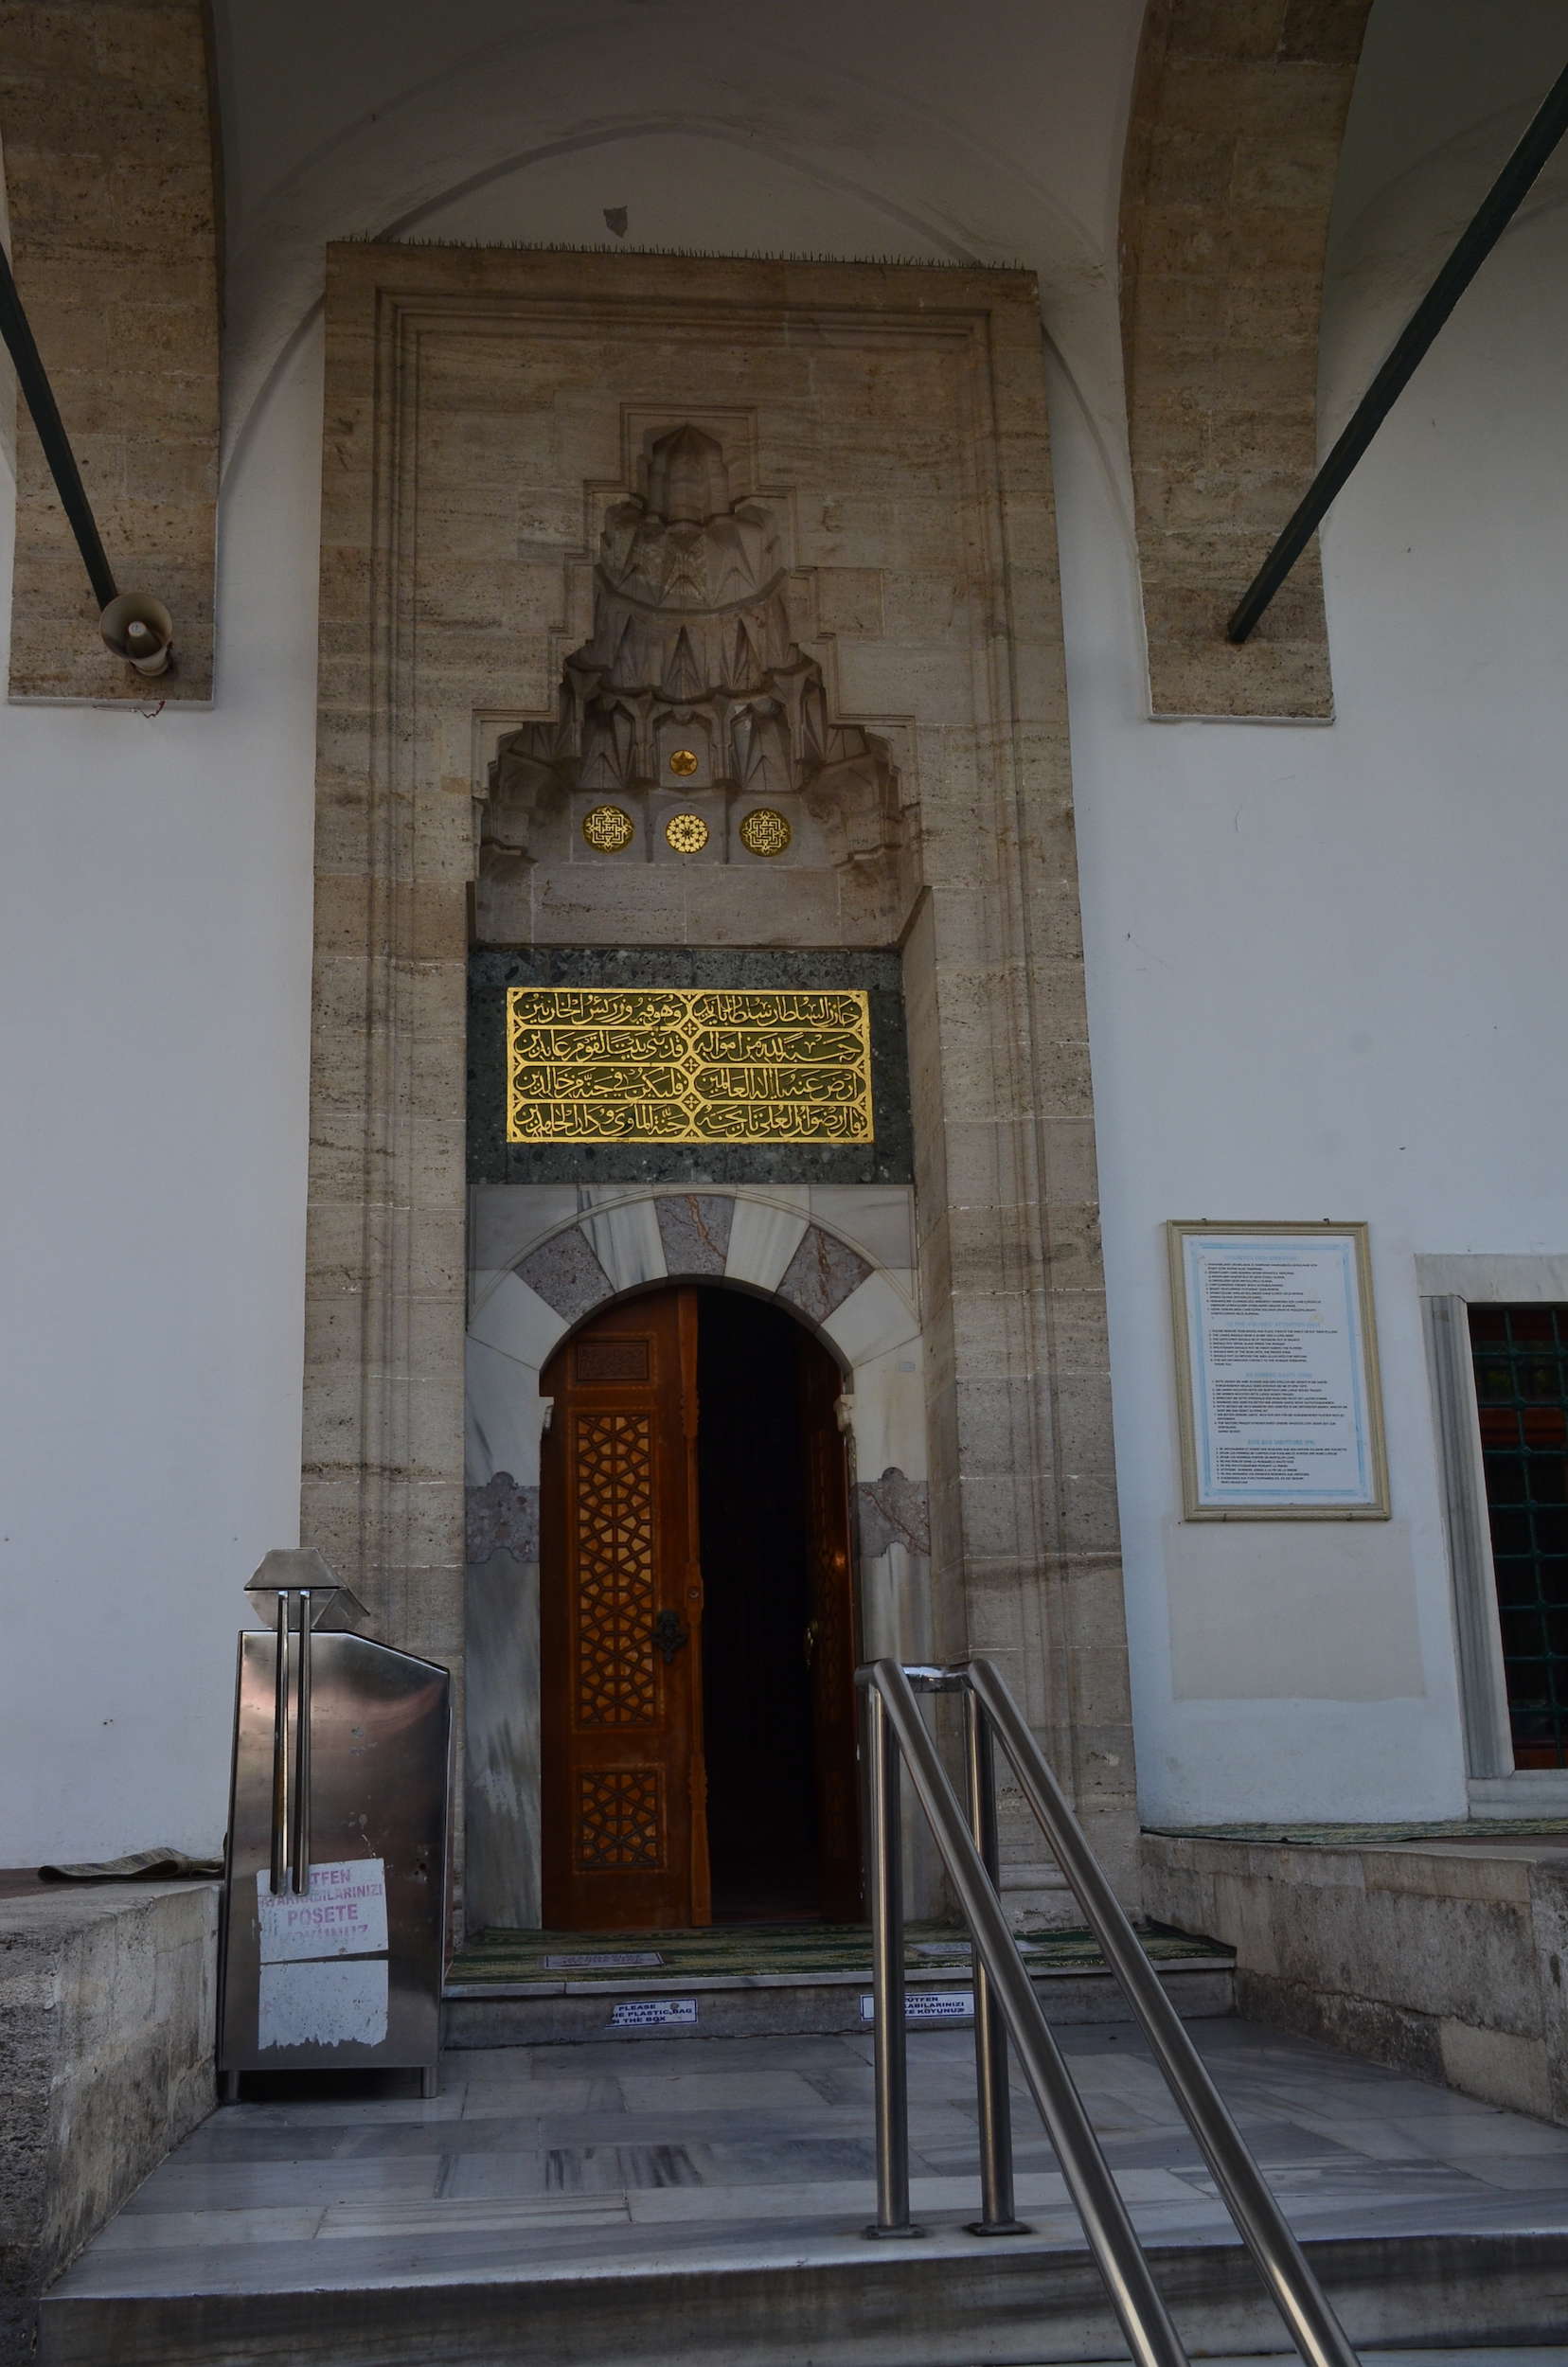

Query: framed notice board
[[1167, 1220, 1390, 1521]]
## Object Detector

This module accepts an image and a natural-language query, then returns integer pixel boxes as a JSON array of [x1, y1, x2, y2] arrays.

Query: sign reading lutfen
[[1167, 1222, 1389, 1521], [255, 1859, 388, 1962]]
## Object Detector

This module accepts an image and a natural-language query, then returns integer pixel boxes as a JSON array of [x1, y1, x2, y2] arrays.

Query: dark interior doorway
[[698, 1290, 846, 1921], [540, 1280, 860, 1931]]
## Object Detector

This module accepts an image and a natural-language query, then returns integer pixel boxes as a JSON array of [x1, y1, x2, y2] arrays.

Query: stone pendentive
[[477, 422, 912, 943], [1119, 0, 1373, 719], [0, 0, 220, 701]]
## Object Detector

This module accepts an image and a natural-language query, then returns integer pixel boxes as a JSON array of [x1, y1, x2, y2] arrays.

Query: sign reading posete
[[255, 1860, 388, 1962], [506, 987, 873, 1145], [1168, 1222, 1389, 1520]]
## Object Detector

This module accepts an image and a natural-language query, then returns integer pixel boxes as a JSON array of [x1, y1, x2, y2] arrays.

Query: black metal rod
[[0, 240, 118, 612], [1228, 58, 1568, 644]]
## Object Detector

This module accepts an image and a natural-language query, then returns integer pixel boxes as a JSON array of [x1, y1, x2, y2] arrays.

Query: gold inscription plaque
[[507, 987, 875, 1145]]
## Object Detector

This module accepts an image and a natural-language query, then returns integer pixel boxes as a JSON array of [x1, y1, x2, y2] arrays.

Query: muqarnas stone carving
[[478, 423, 912, 938]]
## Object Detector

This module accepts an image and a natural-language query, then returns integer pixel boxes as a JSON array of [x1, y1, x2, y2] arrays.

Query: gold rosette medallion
[[665, 811, 709, 854]]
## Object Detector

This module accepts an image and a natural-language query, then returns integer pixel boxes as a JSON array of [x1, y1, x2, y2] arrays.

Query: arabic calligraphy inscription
[[507, 988, 875, 1145]]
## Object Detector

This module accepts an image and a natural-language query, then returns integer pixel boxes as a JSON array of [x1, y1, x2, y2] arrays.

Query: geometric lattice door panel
[[541, 1289, 708, 1927], [573, 1413, 657, 1726]]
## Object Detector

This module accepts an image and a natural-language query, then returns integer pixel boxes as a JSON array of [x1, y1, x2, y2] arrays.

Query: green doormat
[[448, 1918, 1228, 1987]]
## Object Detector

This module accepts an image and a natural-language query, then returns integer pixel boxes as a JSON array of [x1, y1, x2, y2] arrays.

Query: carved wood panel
[[577, 1769, 664, 1869], [541, 1289, 707, 1928], [573, 1412, 657, 1726]]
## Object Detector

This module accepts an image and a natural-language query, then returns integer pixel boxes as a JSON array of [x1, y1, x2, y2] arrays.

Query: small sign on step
[[610, 1998, 698, 2028], [860, 1990, 974, 2023], [546, 1950, 665, 1970]]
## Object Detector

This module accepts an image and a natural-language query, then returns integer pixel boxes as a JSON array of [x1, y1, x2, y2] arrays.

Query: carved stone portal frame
[[304, 245, 1138, 1917]]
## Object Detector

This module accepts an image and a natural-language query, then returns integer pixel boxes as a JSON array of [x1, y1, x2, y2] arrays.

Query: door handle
[[652, 1608, 689, 1665], [804, 1618, 821, 1667]]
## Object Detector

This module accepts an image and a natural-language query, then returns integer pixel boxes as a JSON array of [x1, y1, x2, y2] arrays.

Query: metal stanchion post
[[291, 1592, 312, 1895], [269, 1593, 289, 1895], [863, 1683, 922, 2237], [963, 1688, 1028, 2234]]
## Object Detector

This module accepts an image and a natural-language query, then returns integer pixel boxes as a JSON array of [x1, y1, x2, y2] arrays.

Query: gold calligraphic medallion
[[739, 807, 791, 857], [665, 811, 708, 855], [506, 986, 875, 1145], [580, 803, 634, 853], [668, 748, 699, 777]]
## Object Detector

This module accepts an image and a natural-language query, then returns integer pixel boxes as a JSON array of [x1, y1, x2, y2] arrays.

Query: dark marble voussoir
[[515, 1227, 612, 1322], [655, 1192, 734, 1275], [776, 1224, 872, 1323]]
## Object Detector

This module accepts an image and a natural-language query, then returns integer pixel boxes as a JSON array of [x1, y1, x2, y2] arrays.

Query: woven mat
[[448, 1918, 1228, 1986]]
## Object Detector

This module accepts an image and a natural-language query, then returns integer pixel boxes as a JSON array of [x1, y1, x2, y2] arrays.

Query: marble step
[[45, 2016, 1568, 2367], [443, 1951, 1236, 2049], [40, 2224, 1566, 2367]]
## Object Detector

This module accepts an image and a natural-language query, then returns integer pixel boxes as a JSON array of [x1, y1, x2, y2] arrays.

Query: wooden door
[[541, 1290, 710, 1929], [799, 1335, 862, 1920]]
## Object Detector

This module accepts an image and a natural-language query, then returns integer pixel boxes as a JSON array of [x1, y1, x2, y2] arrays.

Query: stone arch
[[463, 1184, 930, 1929], [1118, 0, 1374, 719], [0, 0, 220, 701]]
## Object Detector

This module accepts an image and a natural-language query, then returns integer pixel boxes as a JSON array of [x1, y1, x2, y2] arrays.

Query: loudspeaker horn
[[99, 591, 173, 677]]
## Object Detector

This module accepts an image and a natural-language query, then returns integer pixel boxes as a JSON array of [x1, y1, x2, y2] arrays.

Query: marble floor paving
[[49, 2016, 1568, 2313]]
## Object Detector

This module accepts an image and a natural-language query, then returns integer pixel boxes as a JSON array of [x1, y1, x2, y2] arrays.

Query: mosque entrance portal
[[539, 1285, 860, 1929]]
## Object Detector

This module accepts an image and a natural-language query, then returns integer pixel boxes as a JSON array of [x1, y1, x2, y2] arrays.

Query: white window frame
[[1420, 1255, 1568, 1813]]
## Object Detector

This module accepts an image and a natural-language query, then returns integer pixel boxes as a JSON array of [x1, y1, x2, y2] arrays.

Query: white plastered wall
[[4, 0, 1568, 1856], [0, 325, 323, 1860], [1054, 4, 1568, 1822]]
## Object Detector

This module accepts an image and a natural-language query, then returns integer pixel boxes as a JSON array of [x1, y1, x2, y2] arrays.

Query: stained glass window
[[1469, 1304, 1568, 1768]]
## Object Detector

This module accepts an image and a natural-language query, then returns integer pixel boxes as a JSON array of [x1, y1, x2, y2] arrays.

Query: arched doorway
[[539, 1283, 860, 1930]]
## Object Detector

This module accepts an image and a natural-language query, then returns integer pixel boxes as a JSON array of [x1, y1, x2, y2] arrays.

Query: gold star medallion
[[668, 748, 700, 777]]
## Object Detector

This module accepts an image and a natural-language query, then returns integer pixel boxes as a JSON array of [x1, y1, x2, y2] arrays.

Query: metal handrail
[[856, 1658, 1360, 2367], [266, 1588, 316, 1897]]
